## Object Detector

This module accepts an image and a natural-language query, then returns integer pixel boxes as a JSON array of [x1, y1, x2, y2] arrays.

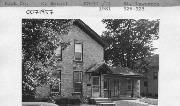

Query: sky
[[82, 18, 106, 35], [82, 19, 159, 54]]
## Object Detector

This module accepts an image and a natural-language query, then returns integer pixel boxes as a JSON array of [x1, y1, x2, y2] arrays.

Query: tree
[[22, 19, 73, 96], [101, 19, 159, 72]]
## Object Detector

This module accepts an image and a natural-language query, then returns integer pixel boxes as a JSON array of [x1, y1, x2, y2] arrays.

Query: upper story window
[[153, 72, 158, 79], [74, 43, 83, 61]]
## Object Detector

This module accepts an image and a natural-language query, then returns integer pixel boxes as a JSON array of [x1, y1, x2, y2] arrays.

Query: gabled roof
[[86, 62, 112, 74], [73, 19, 107, 48]]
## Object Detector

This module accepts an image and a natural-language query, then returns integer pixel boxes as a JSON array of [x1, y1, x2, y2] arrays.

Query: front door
[[92, 76, 100, 97]]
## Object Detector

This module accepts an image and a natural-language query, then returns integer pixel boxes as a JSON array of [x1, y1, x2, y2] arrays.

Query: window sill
[[51, 92, 60, 94], [73, 92, 81, 93], [75, 82, 82, 84], [73, 60, 83, 63]]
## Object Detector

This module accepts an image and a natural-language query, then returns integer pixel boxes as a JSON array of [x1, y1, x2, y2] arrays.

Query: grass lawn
[[63, 98, 158, 106], [139, 98, 158, 105], [114, 100, 147, 106]]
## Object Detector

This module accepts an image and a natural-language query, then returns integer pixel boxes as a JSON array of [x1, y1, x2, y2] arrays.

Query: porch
[[86, 62, 143, 99], [103, 74, 141, 99]]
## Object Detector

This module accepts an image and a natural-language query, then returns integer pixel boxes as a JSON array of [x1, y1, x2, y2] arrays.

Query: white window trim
[[73, 71, 83, 93], [74, 43, 83, 61]]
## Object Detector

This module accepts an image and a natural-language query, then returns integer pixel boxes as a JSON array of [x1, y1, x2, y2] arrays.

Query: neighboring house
[[35, 19, 143, 100], [140, 54, 159, 98]]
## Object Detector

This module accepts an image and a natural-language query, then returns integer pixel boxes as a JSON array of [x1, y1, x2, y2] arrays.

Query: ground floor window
[[127, 79, 132, 90], [104, 79, 108, 89], [114, 79, 119, 96], [51, 70, 61, 94], [144, 81, 148, 87], [51, 79, 61, 93], [110, 79, 114, 96], [73, 71, 83, 93]]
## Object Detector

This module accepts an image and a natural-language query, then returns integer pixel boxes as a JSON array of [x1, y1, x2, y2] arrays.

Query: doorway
[[92, 76, 100, 97]]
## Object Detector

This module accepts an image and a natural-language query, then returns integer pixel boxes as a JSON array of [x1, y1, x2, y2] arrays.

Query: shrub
[[35, 98, 50, 102], [53, 96, 82, 105], [154, 94, 158, 98], [22, 94, 35, 102], [140, 93, 145, 97], [88, 98, 96, 104], [147, 93, 152, 97]]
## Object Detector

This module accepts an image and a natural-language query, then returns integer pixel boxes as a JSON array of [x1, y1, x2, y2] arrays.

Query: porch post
[[99, 72, 101, 97], [131, 79, 134, 97]]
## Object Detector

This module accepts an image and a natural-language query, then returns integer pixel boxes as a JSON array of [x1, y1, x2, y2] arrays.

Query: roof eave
[[73, 19, 108, 48]]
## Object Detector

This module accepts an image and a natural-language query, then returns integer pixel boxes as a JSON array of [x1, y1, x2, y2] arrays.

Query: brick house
[[140, 54, 159, 98], [35, 19, 143, 100]]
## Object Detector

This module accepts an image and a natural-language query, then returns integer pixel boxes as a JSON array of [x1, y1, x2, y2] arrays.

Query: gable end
[[73, 19, 107, 48]]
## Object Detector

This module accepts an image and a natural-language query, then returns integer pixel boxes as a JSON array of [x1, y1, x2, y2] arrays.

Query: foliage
[[22, 19, 73, 95], [101, 19, 159, 72], [53, 96, 81, 105]]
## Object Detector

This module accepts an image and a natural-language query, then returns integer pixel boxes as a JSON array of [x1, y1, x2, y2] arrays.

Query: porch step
[[91, 98, 109, 101], [91, 97, 109, 99], [96, 102, 116, 106], [110, 95, 136, 101], [90, 98, 115, 106], [95, 100, 112, 103]]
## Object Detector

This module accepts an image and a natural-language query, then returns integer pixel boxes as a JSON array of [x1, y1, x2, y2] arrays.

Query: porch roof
[[86, 63, 144, 78], [86, 62, 113, 74], [110, 66, 144, 78]]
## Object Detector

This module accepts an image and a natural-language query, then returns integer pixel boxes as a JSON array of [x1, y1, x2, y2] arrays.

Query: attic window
[[74, 43, 83, 61]]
